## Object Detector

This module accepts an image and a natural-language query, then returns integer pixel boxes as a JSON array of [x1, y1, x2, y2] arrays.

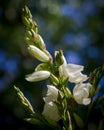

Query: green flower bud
[[35, 63, 50, 71], [25, 37, 34, 46], [22, 6, 32, 19], [26, 30, 33, 40], [26, 29, 46, 50], [37, 35, 46, 50], [65, 87, 72, 99], [50, 74, 59, 86], [22, 17, 30, 28], [55, 50, 64, 67], [14, 86, 35, 114]]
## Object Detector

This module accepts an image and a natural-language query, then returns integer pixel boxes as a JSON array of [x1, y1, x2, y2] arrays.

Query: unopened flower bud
[[50, 74, 59, 86], [25, 37, 34, 46], [37, 35, 46, 50], [35, 63, 49, 71], [25, 70, 50, 82], [30, 30, 46, 50], [26, 30, 32, 39], [22, 17, 30, 28], [28, 45, 50, 62], [14, 86, 35, 114], [55, 50, 64, 67]]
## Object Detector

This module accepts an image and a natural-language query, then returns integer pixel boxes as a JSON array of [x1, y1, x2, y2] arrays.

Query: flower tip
[[28, 45, 50, 62], [25, 71, 50, 82]]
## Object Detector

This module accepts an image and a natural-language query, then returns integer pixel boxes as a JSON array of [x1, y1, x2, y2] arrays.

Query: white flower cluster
[[25, 46, 92, 122], [22, 7, 103, 129], [59, 55, 92, 105]]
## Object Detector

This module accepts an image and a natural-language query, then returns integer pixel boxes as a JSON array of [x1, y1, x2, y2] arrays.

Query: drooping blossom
[[42, 85, 60, 121], [59, 55, 88, 83], [73, 83, 92, 105]]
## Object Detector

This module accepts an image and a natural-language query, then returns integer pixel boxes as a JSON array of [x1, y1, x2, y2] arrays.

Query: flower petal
[[42, 85, 60, 121], [42, 102, 60, 121], [83, 98, 91, 105], [43, 85, 58, 103], [73, 83, 92, 105], [67, 64, 84, 73], [68, 72, 88, 83], [59, 55, 88, 83]]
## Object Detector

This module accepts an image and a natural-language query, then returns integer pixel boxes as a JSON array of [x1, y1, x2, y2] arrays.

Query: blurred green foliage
[[0, 0, 104, 129]]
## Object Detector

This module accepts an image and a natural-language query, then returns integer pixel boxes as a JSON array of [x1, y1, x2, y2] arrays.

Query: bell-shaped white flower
[[25, 70, 50, 82], [42, 85, 60, 122], [73, 83, 92, 105], [28, 45, 50, 62], [59, 55, 88, 83]]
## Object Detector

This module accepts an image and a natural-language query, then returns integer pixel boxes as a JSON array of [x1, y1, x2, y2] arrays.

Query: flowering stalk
[[21, 6, 92, 130], [14, 6, 104, 130], [21, 6, 93, 130], [22, 6, 53, 64], [14, 86, 35, 115]]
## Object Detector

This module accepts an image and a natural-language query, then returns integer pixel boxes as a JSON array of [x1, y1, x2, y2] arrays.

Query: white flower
[[28, 45, 50, 62], [25, 70, 50, 82], [59, 55, 88, 83], [73, 83, 92, 105], [42, 85, 60, 122]]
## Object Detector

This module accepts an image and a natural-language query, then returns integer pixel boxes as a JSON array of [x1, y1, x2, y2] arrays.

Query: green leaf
[[89, 64, 104, 97], [73, 112, 84, 129], [98, 120, 104, 130]]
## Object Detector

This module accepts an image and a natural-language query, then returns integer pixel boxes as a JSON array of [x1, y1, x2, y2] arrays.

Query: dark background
[[0, 0, 104, 129]]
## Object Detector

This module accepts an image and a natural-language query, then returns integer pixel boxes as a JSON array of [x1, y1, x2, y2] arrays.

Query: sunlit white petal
[[42, 85, 60, 121], [59, 55, 88, 83], [73, 83, 92, 105]]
